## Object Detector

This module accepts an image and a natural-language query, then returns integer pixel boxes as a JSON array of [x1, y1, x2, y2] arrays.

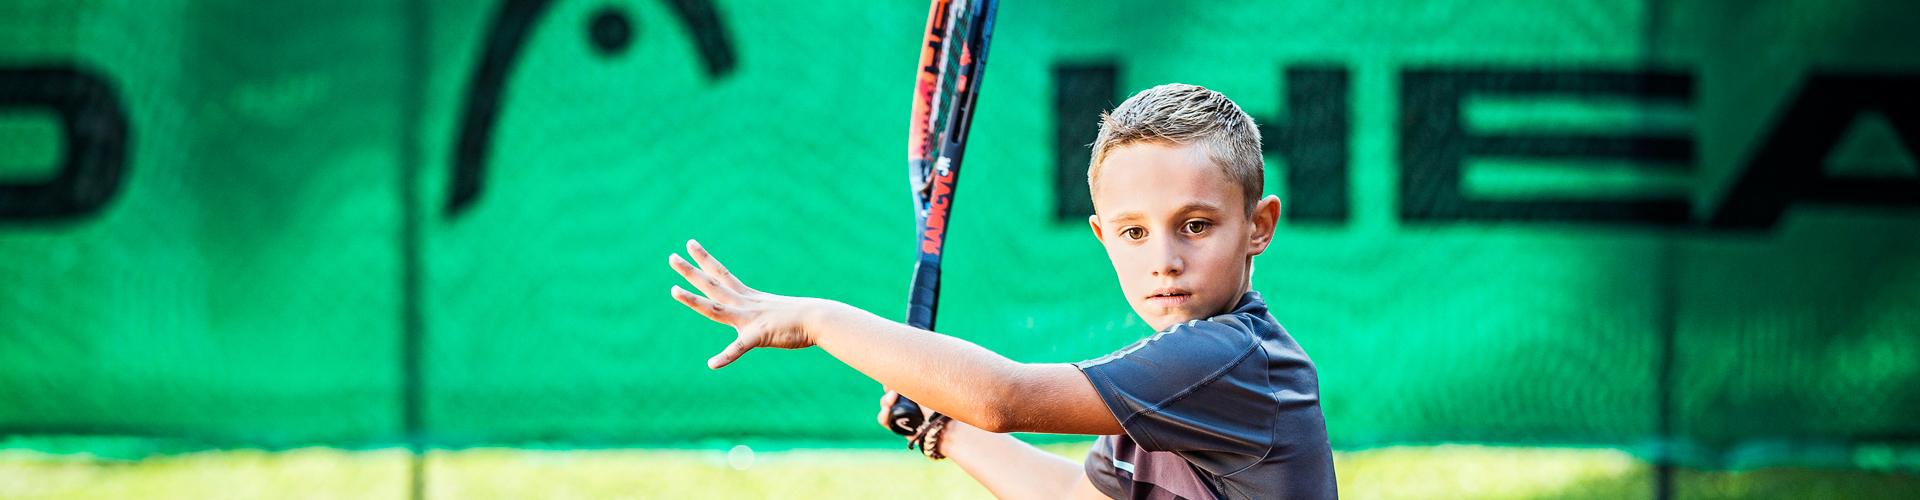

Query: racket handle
[[906, 259, 941, 331], [887, 395, 926, 436], [896, 262, 937, 436]]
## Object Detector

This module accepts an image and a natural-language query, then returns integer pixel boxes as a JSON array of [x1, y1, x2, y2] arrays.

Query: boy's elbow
[[967, 411, 1010, 434], [968, 367, 1035, 434], [968, 400, 1026, 433], [969, 402, 1021, 434]]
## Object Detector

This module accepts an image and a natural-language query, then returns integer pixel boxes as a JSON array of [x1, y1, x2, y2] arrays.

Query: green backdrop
[[3, 0, 1918, 471]]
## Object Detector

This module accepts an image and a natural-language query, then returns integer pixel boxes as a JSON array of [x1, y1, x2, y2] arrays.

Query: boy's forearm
[[806, 300, 1026, 431], [941, 422, 1085, 500]]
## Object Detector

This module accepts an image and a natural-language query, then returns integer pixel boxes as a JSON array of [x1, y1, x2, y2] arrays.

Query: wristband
[[908, 413, 952, 460]]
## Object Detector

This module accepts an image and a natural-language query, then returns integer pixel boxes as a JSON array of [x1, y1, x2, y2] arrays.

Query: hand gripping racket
[[886, 0, 1000, 436]]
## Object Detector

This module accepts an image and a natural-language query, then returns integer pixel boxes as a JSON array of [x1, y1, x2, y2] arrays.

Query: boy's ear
[[1248, 195, 1281, 255], [1087, 214, 1104, 242]]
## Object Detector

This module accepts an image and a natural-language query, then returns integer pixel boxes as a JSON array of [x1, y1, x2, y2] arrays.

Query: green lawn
[[2, 444, 1914, 499]]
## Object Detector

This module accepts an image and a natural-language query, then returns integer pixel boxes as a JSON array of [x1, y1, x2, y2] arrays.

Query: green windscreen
[[2, 0, 1917, 471]]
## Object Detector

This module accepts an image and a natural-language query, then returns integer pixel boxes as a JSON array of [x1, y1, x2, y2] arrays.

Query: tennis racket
[[886, 0, 1000, 436]]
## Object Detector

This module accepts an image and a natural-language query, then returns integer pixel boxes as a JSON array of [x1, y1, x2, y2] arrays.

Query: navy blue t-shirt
[[1073, 291, 1336, 500]]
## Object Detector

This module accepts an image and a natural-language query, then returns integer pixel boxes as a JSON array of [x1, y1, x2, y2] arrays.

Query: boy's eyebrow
[[1106, 202, 1226, 224], [1175, 202, 1226, 215], [1108, 211, 1146, 223]]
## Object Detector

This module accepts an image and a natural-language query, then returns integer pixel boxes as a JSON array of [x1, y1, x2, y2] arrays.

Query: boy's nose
[[1150, 241, 1184, 277]]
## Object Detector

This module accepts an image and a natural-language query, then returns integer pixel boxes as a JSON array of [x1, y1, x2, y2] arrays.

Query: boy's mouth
[[1144, 288, 1192, 308]]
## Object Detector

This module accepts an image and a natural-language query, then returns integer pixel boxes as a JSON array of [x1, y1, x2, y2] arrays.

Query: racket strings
[[915, 0, 991, 197]]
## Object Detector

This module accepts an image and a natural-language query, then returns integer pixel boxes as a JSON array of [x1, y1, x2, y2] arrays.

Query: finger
[[669, 253, 742, 302], [671, 285, 736, 325], [708, 339, 753, 369], [878, 391, 899, 428], [687, 239, 756, 293]]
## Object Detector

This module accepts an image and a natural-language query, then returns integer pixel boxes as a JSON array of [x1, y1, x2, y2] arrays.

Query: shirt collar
[[1231, 290, 1266, 315]]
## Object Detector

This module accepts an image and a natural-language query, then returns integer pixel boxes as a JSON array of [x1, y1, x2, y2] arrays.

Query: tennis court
[[5, 444, 1917, 499]]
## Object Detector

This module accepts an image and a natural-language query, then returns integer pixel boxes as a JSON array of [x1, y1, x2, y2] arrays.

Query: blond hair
[[1088, 83, 1264, 214]]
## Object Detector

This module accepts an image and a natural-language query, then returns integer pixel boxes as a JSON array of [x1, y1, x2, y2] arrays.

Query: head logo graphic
[[446, 0, 738, 217], [0, 67, 129, 222], [1052, 65, 1919, 230], [1, 1, 732, 224]]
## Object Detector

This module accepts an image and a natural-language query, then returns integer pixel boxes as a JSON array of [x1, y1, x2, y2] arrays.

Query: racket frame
[[888, 0, 999, 437]]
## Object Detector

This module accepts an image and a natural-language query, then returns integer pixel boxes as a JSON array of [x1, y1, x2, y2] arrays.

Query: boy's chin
[[1134, 306, 1202, 331], [1134, 294, 1238, 330]]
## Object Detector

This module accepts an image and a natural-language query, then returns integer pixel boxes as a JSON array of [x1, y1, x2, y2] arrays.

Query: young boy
[[669, 83, 1335, 499]]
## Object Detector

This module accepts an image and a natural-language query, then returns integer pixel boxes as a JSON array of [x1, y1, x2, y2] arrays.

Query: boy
[[669, 84, 1335, 499]]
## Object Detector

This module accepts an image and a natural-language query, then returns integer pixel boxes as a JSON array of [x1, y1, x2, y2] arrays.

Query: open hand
[[668, 239, 823, 369]]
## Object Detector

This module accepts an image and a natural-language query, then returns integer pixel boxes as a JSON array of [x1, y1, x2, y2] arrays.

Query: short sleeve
[[1081, 436, 1126, 499], [1073, 314, 1276, 461]]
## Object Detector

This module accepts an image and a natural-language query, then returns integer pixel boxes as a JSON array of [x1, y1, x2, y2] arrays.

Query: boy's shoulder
[[1072, 292, 1314, 430], [1075, 291, 1299, 373], [1073, 290, 1336, 499]]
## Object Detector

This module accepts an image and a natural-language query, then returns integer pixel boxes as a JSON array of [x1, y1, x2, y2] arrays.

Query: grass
[[2, 443, 1916, 499]]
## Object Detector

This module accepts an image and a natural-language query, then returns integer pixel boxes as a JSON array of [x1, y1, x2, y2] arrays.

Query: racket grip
[[887, 395, 926, 436], [906, 259, 941, 330]]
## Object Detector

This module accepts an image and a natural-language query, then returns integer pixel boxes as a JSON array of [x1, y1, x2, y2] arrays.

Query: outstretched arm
[[667, 239, 1121, 435]]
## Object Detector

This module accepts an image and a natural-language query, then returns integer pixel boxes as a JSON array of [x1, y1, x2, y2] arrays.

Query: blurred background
[[2, 0, 1917, 498]]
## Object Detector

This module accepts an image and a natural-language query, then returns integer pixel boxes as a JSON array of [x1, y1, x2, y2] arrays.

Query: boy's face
[[1089, 142, 1279, 332]]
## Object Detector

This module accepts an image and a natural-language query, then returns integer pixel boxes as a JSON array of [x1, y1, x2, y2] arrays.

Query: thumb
[[708, 339, 752, 369], [877, 391, 900, 428]]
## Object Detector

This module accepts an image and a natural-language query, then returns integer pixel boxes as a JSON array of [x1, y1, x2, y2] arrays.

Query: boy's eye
[[1121, 227, 1146, 240], [1184, 221, 1210, 233]]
